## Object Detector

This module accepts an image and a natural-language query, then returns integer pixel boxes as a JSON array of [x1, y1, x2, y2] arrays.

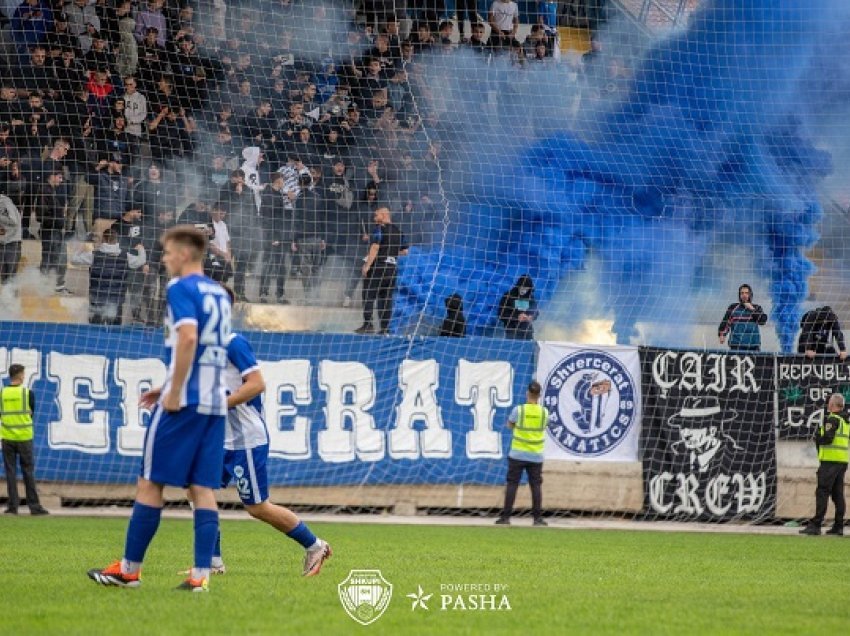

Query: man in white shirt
[[123, 77, 147, 138], [206, 203, 232, 284], [489, 0, 519, 48]]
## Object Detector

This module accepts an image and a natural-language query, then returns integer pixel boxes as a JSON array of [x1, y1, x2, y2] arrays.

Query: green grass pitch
[[2, 515, 849, 635]]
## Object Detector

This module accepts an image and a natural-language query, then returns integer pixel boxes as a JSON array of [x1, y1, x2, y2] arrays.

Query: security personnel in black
[[800, 393, 849, 535], [2, 364, 49, 515], [357, 207, 408, 335], [71, 227, 147, 325]]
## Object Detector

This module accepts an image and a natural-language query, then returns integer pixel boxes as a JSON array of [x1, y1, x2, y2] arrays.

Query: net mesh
[[0, 0, 849, 524]]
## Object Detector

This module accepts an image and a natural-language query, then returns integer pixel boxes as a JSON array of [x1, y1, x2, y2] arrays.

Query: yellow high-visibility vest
[[0, 385, 34, 442], [510, 403, 547, 456], [818, 413, 850, 464]]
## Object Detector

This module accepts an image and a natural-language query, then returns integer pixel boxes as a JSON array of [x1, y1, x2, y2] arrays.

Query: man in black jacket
[[259, 172, 291, 304], [798, 306, 847, 360], [293, 172, 327, 300], [356, 206, 408, 335], [218, 169, 259, 302], [35, 169, 70, 293], [499, 274, 537, 340]]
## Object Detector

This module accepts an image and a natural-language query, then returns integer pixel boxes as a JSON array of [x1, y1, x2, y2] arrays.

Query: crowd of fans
[[0, 0, 610, 326]]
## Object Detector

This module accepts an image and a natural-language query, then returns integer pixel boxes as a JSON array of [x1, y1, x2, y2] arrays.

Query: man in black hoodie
[[259, 172, 291, 304], [798, 306, 847, 360], [499, 274, 537, 340]]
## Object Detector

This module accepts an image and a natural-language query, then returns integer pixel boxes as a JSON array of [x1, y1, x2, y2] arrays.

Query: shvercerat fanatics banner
[[537, 342, 642, 462], [640, 348, 777, 522]]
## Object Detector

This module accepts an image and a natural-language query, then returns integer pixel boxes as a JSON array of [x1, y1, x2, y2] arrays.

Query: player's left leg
[[238, 444, 331, 576], [180, 413, 227, 591]]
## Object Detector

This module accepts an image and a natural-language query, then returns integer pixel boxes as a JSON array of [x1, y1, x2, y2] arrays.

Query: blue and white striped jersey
[[163, 274, 231, 416], [224, 333, 269, 450]]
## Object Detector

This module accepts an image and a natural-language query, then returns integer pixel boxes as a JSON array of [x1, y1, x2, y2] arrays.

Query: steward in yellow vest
[[1, 364, 48, 515], [800, 393, 848, 535], [496, 380, 550, 527]]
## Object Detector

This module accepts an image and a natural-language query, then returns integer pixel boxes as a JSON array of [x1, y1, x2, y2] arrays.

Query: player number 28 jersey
[[223, 333, 269, 450], [163, 274, 232, 416]]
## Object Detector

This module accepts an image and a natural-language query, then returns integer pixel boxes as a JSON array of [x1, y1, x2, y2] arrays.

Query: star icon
[[406, 585, 433, 611]]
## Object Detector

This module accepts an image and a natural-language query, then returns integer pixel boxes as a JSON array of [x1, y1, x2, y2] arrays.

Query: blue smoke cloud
[[393, 0, 841, 352]]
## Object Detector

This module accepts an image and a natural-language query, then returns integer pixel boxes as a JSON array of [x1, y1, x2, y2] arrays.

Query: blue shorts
[[221, 444, 269, 506], [141, 406, 226, 489]]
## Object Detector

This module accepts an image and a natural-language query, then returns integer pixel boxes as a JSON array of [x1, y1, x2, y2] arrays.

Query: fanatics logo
[[543, 350, 637, 457]]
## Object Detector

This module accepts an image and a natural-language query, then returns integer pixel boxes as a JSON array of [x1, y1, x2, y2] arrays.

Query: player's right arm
[[163, 324, 197, 411], [161, 281, 200, 412]]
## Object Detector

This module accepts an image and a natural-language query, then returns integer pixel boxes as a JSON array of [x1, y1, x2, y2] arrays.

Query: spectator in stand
[[100, 0, 132, 52], [717, 284, 768, 352], [205, 203, 232, 285], [34, 169, 69, 293], [489, 0, 519, 48], [440, 294, 467, 337], [0, 123, 18, 171], [97, 115, 134, 167], [0, 193, 23, 285], [499, 274, 538, 340], [148, 103, 195, 164], [139, 202, 173, 323], [324, 157, 355, 246], [293, 171, 326, 301], [136, 27, 168, 92], [85, 69, 115, 130], [228, 78, 256, 121], [71, 226, 146, 325], [77, 17, 102, 56], [112, 206, 146, 323], [341, 183, 380, 309], [240, 100, 277, 155], [524, 24, 552, 58], [45, 12, 76, 60], [410, 21, 436, 53], [357, 206, 408, 335], [122, 77, 147, 139], [114, 6, 139, 79], [259, 171, 290, 304], [132, 163, 174, 225], [798, 307, 848, 360], [134, 0, 167, 47], [65, 0, 96, 41], [19, 45, 53, 97], [18, 93, 55, 159], [217, 168, 256, 301], [11, 0, 54, 55], [438, 20, 454, 45], [52, 47, 87, 99], [202, 154, 232, 191], [83, 31, 113, 74], [170, 35, 208, 113], [93, 157, 128, 226]]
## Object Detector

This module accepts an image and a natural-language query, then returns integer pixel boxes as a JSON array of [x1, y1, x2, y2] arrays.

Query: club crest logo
[[338, 570, 393, 626], [543, 350, 637, 456]]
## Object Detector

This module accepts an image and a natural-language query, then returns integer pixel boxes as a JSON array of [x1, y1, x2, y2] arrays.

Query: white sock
[[211, 556, 224, 568], [121, 559, 141, 574], [306, 539, 321, 551], [191, 567, 211, 580]]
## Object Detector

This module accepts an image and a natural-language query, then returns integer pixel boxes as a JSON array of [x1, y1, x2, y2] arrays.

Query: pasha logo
[[669, 396, 742, 472], [338, 570, 393, 626], [543, 350, 637, 457]]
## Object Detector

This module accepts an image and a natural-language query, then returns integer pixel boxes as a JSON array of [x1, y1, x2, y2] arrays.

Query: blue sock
[[123, 502, 162, 564], [193, 508, 219, 569], [213, 530, 221, 559], [286, 521, 317, 549]]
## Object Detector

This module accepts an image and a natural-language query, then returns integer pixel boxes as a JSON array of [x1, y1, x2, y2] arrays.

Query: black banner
[[640, 348, 777, 522], [775, 357, 850, 440]]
